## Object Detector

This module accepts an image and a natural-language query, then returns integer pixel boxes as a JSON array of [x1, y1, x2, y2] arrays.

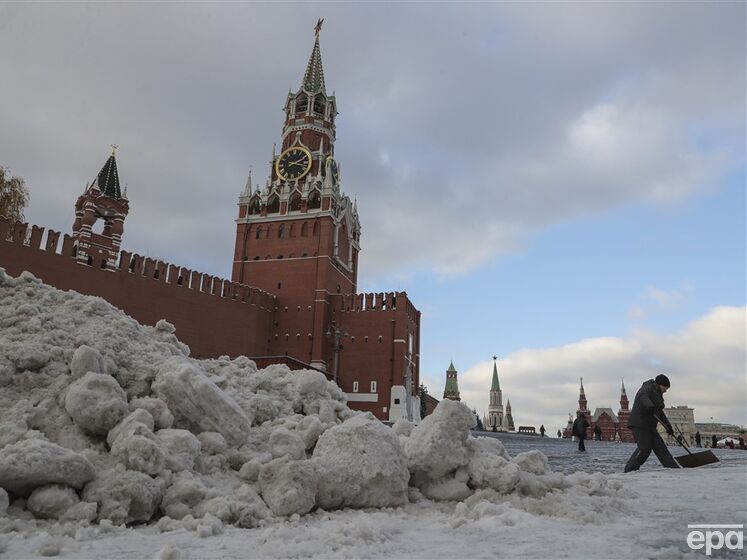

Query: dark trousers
[[578, 437, 586, 451], [624, 428, 679, 472]]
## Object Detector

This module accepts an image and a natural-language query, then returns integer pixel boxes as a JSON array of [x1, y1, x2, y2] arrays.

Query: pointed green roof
[[447, 360, 457, 373], [302, 34, 326, 94], [92, 152, 122, 199], [491, 359, 500, 391]]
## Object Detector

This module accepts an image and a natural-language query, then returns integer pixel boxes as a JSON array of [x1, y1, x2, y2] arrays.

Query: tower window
[[277, 282, 282, 289], [255, 227, 262, 239], [313, 95, 325, 115], [296, 95, 308, 113], [352, 381, 359, 393], [370, 381, 377, 393], [308, 191, 321, 210], [289, 192, 301, 212], [267, 195, 280, 214], [279, 224, 286, 238]]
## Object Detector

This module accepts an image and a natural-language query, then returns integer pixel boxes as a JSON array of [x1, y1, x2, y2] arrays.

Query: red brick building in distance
[[563, 378, 633, 442], [0, 25, 421, 423]]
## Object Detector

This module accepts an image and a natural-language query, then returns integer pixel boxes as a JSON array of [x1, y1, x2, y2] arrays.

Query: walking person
[[540, 425, 546, 437], [624, 374, 679, 472], [594, 424, 603, 441], [711, 434, 718, 448], [572, 411, 589, 452], [557, 429, 562, 438], [695, 430, 701, 448]]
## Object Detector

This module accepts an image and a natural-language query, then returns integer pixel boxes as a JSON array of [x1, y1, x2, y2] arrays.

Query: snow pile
[[0, 269, 626, 539]]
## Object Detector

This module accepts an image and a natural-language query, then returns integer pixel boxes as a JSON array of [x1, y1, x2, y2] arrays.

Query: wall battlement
[[1, 218, 275, 311], [0, 217, 276, 359], [340, 291, 420, 322]]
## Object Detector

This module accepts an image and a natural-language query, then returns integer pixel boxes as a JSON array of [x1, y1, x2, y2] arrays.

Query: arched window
[[313, 95, 325, 115], [248, 197, 260, 215], [255, 227, 263, 239], [313, 221, 320, 236], [308, 190, 321, 210], [289, 223, 296, 237], [301, 222, 309, 237], [296, 94, 308, 114], [288, 192, 301, 212], [278, 224, 286, 238], [267, 195, 280, 214]]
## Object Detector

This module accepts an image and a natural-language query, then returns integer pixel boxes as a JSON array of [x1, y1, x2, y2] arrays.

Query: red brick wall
[[0, 220, 275, 360]]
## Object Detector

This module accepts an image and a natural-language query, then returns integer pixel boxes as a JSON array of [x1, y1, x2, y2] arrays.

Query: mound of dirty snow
[[0, 269, 625, 539]]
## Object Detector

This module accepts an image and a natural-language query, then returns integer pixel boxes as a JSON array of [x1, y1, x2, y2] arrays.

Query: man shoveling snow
[[624, 374, 679, 472]]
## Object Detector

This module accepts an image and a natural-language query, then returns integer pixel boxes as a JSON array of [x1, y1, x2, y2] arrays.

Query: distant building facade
[[562, 378, 634, 442], [658, 406, 695, 445], [694, 422, 744, 446]]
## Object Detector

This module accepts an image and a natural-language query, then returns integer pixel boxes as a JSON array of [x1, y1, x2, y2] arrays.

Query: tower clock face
[[276, 147, 312, 181]]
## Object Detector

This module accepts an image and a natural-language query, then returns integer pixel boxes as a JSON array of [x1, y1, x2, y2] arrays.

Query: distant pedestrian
[[594, 424, 603, 441], [572, 411, 589, 452], [623, 374, 679, 472], [540, 425, 546, 437], [557, 429, 562, 438], [726, 440, 735, 449], [739, 437, 746, 450], [712, 434, 718, 448], [695, 431, 701, 448]]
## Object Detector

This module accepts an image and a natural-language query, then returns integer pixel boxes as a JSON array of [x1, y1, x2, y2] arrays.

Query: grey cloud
[[0, 3, 743, 280]]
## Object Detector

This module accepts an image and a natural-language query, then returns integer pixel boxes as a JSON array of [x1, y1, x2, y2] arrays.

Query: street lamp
[[325, 322, 348, 385]]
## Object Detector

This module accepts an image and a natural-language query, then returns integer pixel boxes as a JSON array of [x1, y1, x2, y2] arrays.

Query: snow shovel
[[656, 415, 720, 468]]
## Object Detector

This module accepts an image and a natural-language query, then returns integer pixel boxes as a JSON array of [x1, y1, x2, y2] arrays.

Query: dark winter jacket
[[627, 379, 672, 432], [572, 416, 589, 439]]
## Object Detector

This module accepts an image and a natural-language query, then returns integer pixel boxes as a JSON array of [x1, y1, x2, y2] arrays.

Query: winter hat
[[654, 374, 671, 387]]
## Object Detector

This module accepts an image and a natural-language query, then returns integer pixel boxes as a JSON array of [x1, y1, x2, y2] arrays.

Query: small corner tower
[[443, 361, 461, 401], [505, 399, 515, 432], [72, 146, 129, 268], [617, 378, 633, 442], [576, 377, 592, 439], [486, 356, 505, 431]]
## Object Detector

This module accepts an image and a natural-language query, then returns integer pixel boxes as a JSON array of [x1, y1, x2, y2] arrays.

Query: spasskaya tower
[[232, 20, 361, 372]]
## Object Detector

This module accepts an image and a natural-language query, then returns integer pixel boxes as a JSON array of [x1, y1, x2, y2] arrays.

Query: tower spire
[[491, 356, 500, 391], [302, 20, 326, 94]]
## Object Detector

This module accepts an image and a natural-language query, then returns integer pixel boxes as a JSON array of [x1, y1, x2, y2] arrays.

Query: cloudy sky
[[1, 2, 744, 431]]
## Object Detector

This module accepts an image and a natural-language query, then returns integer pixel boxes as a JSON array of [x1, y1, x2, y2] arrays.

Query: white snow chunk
[[295, 415, 324, 451], [27, 484, 79, 519], [392, 418, 415, 437], [82, 466, 163, 525], [259, 457, 317, 516], [111, 433, 165, 475], [152, 357, 251, 446], [107, 409, 155, 446], [70, 345, 107, 379], [195, 484, 272, 528], [238, 460, 261, 483], [269, 427, 306, 460], [156, 543, 181, 560], [61, 500, 97, 522], [129, 397, 174, 430], [155, 429, 202, 473], [417, 467, 472, 501], [161, 473, 207, 520], [196, 432, 227, 455], [0, 439, 94, 495], [405, 399, 476, 480], [466, 452, 521, 494], [313, 413, 409, 510], [64, 371, 128, 435], [0, 488, 8, 516], [512, 450, 551, 476], [37, 537, 64, 557]]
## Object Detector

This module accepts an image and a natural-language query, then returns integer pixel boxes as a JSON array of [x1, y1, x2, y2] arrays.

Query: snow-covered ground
[[1, 269, 745, 559]]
